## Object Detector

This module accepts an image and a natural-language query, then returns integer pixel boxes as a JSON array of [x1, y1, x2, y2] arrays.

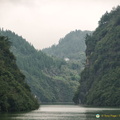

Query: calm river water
[[0, 105, 120, 120]]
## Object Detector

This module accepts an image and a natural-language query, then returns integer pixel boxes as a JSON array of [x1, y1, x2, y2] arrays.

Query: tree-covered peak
[[43, 30, 92, 61], [98, 5, 120, 26], [0, 29, 81, 103], [73, 6, 120, 106]]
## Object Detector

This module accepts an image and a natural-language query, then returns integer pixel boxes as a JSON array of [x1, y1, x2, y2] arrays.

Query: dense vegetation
[[0, 29, 80, 102], [73, 6, 120, 106], [43, 30, 91, 64], [0, 36, 39, 112], [43, 30, 92, 88]]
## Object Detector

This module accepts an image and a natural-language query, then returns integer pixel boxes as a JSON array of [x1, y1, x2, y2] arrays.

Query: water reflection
[[0, 105, 120, 120]]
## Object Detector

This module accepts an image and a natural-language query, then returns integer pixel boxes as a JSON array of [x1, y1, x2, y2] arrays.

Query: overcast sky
[[0, 0, 120, 50]]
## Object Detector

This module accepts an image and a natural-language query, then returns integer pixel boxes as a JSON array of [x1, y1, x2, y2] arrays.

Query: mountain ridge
[[42, 30, 92, 61], [0, 29, 80, 103], [73, 6, 120, 106]]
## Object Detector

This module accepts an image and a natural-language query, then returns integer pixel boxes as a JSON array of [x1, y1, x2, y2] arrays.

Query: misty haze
[[0, 0, 120, 120]]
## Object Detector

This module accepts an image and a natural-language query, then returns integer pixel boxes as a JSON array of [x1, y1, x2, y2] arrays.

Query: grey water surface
[[0, 105, 120, 120]]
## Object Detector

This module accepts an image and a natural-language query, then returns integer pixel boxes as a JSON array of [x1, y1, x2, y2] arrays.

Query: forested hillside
[[73, 6, 120, 106], [0, 36, 39, 112], [43, 30, 91, 62], [0, 29, 80, 102], [43, 30, 92, 84]]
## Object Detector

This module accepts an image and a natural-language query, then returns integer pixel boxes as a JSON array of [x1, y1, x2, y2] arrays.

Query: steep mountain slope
[[43, 30, 91, 60], [0, 29, 79, 102], [73, 6, 120, 106], [43, 30, 92, 76], [0, 36, 39, 112]]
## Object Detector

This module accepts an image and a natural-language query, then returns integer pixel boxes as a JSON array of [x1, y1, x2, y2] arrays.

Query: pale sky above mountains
[[0, 0, 120, 49]]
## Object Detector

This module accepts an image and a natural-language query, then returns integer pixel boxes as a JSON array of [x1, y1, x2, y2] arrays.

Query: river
[[0, 105, 120, 120]]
